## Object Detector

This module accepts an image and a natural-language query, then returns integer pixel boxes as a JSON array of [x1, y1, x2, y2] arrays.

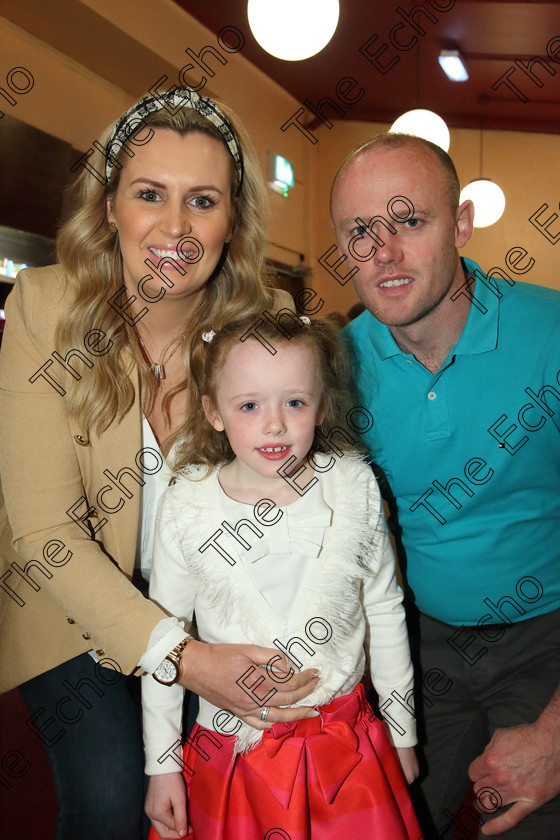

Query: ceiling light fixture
[[389, 43, 450, 151], [439, 49, 469, 82], [460, 179, 505, 228], [247, 0, 340, 61], [459, 103, 505, 227], [390, 109, 451, 151]]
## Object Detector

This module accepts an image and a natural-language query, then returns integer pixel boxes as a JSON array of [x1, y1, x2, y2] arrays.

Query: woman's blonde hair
[[55, 92, 273, 442], [173, 314, 360, 472]]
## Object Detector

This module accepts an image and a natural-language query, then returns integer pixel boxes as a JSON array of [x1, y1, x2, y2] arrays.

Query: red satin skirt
[[148, 684, 422, 840]]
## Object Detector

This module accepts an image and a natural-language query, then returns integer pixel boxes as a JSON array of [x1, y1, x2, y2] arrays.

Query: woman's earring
[[109, 221, 118, 233], [224, 233, 232, 243]]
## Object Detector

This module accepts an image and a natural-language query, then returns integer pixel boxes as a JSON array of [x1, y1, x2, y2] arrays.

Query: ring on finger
[[487, 793, 499, 810], [259, 706, 270, 722]]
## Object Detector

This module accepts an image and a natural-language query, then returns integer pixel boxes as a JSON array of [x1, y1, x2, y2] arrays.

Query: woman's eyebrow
[[128, 177, 223, 193]]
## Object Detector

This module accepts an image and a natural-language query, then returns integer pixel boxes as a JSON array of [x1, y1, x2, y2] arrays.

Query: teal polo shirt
[[343, 258, 560, 626]]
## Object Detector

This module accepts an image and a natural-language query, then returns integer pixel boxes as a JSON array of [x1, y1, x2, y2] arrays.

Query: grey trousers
[[411, 608, 560, 840]]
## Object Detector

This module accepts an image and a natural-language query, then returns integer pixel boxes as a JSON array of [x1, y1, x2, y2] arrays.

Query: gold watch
[[152, 635, 192, 685]]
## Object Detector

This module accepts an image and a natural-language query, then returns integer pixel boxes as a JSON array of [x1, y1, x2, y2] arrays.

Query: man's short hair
[[330, 132, 460, 216]]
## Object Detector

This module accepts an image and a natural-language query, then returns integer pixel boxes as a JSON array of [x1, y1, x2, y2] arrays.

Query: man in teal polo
[[332, 133, 560, 839]]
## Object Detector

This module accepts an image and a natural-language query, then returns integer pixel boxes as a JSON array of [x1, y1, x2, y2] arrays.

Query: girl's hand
[[145, 772, 190, 838], [179, 641, 320, 729], [396, 746, 419, 784]]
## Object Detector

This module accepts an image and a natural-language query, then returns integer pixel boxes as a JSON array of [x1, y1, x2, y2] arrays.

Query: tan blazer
[[0, 265, 292, 692]]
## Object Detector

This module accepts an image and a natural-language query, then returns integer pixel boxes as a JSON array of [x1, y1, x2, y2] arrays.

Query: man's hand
[[468, 715, 560, 835], [179, 641, 320, 728], [145, 772, 189, 838], [396, 746, 419, 784]]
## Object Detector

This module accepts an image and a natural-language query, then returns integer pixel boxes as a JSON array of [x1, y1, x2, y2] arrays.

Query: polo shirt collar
[[452, 257, 500, 356], [364, 257, 500, 361], [365, 315, 403, 361]]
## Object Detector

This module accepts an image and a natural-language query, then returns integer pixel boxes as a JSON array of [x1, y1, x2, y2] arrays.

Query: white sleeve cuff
[[137, 616, 187, 674], [144, 734, 185, 776]]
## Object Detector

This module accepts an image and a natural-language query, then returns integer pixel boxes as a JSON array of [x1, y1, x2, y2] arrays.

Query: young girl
[[142, 314, 421, 840]]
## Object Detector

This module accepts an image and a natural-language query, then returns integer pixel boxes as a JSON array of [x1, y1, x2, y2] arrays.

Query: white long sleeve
[[361, 493, 416, 746], [142, 509, 197, 774]]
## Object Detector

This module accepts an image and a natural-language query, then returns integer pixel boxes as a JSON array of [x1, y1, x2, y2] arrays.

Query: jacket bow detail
[[240, 505, 332, 563]]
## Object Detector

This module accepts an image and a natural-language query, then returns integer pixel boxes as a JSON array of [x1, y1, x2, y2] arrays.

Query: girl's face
[[106, 128, 233, 305], [203, 339, 324, 490]]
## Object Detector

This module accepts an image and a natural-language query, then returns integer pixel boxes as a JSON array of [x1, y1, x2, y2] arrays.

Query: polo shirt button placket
[[424, 383, 449, 440]]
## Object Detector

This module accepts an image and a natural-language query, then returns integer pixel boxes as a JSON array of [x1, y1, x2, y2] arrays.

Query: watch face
[[155, 659, 177, 684]]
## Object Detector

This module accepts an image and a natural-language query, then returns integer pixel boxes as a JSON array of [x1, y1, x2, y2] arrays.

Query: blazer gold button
[[86, 506, 98, 518], [66, 617, 75, 624], [82, 632, 91, 640], [75, 434, 91, 446], [96, 649, 105, 656]]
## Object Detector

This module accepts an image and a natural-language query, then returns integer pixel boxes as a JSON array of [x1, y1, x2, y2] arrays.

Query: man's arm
[[468, 683, 560, 835]]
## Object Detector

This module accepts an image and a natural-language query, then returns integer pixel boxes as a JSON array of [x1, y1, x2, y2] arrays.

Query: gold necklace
[[137, 334, 184, 386]]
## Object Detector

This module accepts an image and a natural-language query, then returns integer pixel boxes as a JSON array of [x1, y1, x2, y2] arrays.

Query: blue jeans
[[20, 652, 149, 840]]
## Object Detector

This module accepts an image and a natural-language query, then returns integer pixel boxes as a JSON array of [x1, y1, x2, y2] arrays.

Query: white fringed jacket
[[142, 454, 417, 774]]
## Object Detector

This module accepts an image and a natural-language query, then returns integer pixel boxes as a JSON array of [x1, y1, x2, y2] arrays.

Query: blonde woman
[[0, 88, 317, 840]]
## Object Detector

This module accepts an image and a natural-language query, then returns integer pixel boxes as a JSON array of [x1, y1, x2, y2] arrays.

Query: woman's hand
[[396, 746, 419, 784], [145, 772, 190, 838], [179, 641, 320, 728]]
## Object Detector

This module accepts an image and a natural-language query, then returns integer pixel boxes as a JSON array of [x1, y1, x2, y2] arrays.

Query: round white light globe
[[389, 109, 450, 152], [460, 179, 506, 228], [248, 0, 340, 61]]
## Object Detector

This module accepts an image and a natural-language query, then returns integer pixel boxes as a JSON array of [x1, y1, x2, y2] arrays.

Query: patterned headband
[[104, 87, 244, 190]]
